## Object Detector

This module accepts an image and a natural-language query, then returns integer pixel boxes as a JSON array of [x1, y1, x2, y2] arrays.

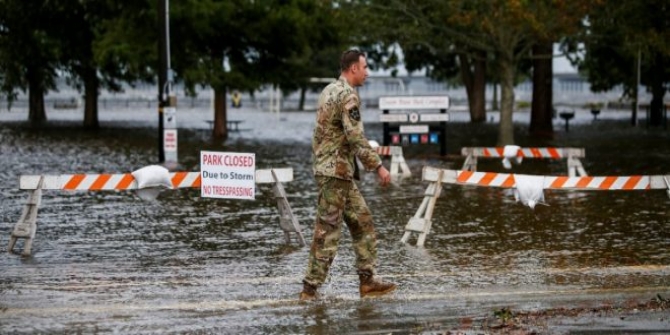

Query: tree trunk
[[458, 53, 487, 123], [648, 53, 665, 126], [213, 87, 228, 140], [529, 42, 554, 138], [27, 67, 47, 126], [497, 56, 516, 146], [83, 67, 99, 129], [299, 86, 306, 111]]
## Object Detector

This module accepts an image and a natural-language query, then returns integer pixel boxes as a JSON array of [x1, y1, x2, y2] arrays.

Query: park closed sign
[[200, 151, 256, 200]]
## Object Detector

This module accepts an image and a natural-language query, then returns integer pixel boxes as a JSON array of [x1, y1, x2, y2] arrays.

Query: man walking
[[300, 49, 396, 300]]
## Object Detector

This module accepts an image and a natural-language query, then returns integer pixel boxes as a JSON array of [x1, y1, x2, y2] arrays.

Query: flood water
[[1, 107, 670, 334]]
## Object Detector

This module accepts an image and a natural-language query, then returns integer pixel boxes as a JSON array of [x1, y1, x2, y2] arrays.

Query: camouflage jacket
[[312, 76, 381, 180]]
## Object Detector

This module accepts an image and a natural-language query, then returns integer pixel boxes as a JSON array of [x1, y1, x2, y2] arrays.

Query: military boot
[[299, 282, 318, 301], [359, 271, 396, 298]]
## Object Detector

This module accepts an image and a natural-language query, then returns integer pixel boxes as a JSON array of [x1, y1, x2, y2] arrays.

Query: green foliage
[[0, 0, 347, 109], [171, 0, 343, 96], [0, 0, 62, 103], [569, 0, 670, 98]]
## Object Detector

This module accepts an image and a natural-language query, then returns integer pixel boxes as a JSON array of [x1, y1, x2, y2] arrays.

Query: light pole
[[158, 0, 176, 165]]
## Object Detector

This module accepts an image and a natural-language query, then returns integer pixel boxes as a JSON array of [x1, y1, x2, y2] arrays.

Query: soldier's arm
[[341, 93, 382, 171]]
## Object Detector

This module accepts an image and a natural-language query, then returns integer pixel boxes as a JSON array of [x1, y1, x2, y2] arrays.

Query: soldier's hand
[[377, 165, 391, 186]]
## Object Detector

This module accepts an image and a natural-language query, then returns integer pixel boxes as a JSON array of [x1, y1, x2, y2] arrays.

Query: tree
[[568, 0, 670, 126], [57, 0, 156, 129], [347, 1, 488, 124], [528, 1, 600, 138], [355, 0, 599, 145], [0, 0, 62, 126], [171, 0, 331, 140]]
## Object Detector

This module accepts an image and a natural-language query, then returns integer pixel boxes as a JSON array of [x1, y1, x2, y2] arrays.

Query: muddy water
[[1, 110, 670, 334]]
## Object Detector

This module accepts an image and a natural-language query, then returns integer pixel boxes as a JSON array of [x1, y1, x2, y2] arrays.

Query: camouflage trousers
[[303, 176, 378, 287]]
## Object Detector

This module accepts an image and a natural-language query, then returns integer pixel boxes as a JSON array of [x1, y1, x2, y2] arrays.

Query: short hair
[[340, 49, 365, 72]]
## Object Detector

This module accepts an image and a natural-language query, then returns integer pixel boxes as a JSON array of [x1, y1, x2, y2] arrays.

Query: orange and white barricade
[[9, 168, 304, 256], [375, 146, 411, 177], [401, 166, 670, 247], [461, 147, 587, 177]]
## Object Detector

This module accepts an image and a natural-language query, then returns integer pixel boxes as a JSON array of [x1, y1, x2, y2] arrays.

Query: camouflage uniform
[[303, 76, 382, 287]]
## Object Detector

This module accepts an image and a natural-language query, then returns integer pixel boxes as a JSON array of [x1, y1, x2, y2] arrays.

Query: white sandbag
[[131, 165, 173, 201], [502, 145, 522, 169], [513, 175, 546, 209]]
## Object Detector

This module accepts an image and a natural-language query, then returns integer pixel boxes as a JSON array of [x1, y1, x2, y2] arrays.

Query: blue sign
[[410, 134, 419, 144], [429, 132, 439, 144]]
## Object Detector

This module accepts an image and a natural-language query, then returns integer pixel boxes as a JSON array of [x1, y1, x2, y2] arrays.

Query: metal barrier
[[375, 146, 411, 177], [461, 147, 588, 177], [401, 166, 670, 247], [9, 168, 304, 256]]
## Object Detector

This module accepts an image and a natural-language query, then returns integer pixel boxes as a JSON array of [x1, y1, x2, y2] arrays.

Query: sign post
[[379, 96, 450, 156], [200, 151, 256, 200], [163, 107, 178, 165]]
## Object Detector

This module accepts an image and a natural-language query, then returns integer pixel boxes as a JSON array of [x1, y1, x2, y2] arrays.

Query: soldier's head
[[340, 49, 368, 87]]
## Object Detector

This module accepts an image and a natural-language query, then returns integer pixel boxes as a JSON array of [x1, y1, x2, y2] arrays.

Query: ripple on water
[[1, 121, 670, 333]]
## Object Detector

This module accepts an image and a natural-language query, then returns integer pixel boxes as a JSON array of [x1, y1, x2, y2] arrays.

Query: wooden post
[[400, 169, 443, 246], [271, 169, 305, 246], [461, 150, 477, 171], [390, 146, 412, 177], [8, 176, 43, 256], [567, 155, 588, 177]]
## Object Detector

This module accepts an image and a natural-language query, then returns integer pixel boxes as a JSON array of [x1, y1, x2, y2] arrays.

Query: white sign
[[200, 151, 256, 200], [379, 114, 408, 123], [420, 113, 450, 122], [164, 129, 178, 152], [379, 96, 450, 110], [399, 125, 429, 134], [409, 113, 419, 123]]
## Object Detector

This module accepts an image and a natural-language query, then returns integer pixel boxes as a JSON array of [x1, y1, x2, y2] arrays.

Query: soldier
[[299, 49, 396, 300]]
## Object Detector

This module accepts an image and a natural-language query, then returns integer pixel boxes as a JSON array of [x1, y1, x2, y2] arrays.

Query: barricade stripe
[[502, 175, 515, 188], [612, 177, 630, 190], [576, 176, 593, 188], [171, 172, 188, 188], [64, 174, 86, 190], [549, 176, 568, 188], [117, 174, 135, 189], [457, 170, 474, 183], [530, 148, 542, 158], [79, 176, 98, 190], [623, 176, 642, 190], [430, 168, 664, 190], [375, 146, 391, 156], [600, 176, 617, 190], [491, 173, 508, 187], [588, 177, 606, 189], [479, 172, 497, 186], [105, 174, 123, 189], [467, 147, 577, 159], [90, 174, 111, 190]]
